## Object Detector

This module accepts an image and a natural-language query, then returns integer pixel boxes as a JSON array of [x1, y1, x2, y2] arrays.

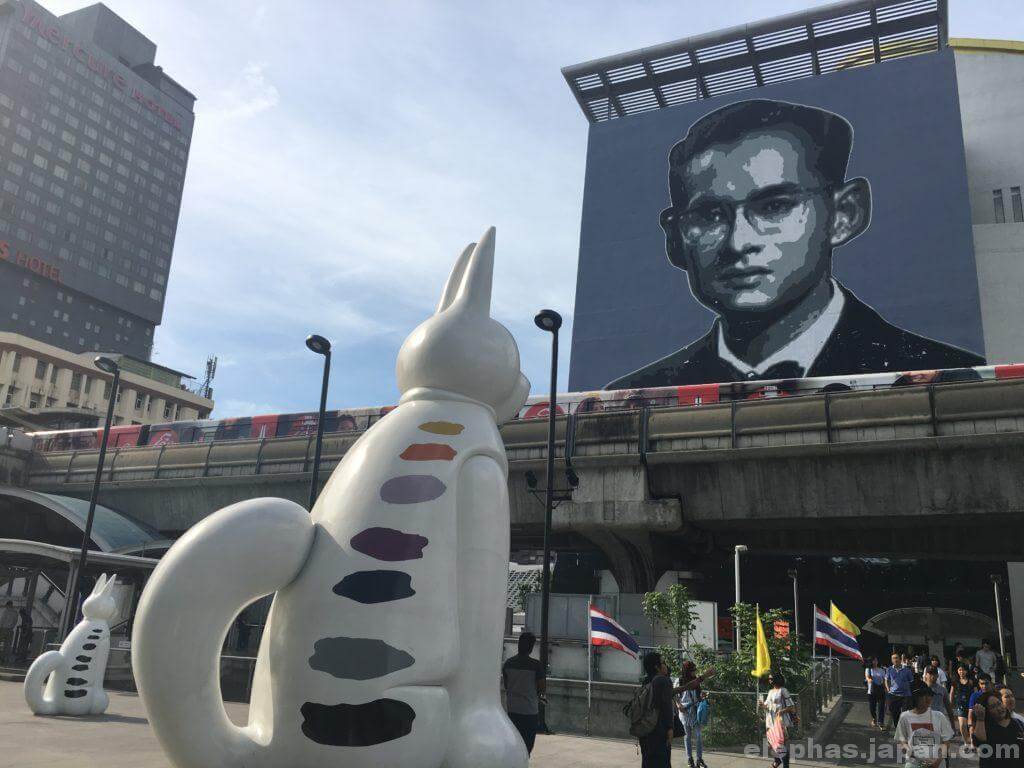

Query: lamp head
[[306, 334, 331, 355], [787, 569, 797, 579], [735, 544, 748, 554], [94, 356, 119, 375], [534, 309, 562, 333]]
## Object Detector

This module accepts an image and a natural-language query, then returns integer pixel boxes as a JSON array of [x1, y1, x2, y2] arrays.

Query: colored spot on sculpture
[[380, 475, 446, 504], [64, 690, 87, 698], [308, 637, 414, 680], [82, 643, 96, 650], [300, 699, 415, 746], [400, 443, 457, 461], [66, 677, 87, 686], [72, 664, 88, 671], [351, 527, 428, 561], [418, 421, 464, 435], [334, 571, 415, 604], [76, 655, 91, 663]]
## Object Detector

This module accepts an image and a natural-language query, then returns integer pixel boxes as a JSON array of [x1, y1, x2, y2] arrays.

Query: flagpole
[[755, 604, 761, 754], [811, 604, 817, 662], [586, 597, 593, 737]]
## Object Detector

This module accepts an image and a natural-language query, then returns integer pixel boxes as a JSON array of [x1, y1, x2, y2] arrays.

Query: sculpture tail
[[24, 650, 64, 715], [132, 498, 315, 768]]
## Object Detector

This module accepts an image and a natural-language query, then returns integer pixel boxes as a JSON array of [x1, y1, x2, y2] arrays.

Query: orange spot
[[418, 421, 464, 435], [401, 443, 457, 461]]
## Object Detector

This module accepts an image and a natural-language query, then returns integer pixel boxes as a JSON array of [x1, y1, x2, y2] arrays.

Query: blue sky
[[45, 0, 1024, 417]]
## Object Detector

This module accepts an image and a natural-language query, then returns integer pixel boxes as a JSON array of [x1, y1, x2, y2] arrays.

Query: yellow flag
[[752, 608, 771, 678], [830, 602, 861, 636]]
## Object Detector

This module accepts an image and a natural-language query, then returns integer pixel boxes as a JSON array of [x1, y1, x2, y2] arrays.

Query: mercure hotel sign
[[15, 1, 185, 132]]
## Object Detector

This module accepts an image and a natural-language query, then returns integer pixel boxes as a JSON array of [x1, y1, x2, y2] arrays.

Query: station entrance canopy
[[0, 487, 169, 555]]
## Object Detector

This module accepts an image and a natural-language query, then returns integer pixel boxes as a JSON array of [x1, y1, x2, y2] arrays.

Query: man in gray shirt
[[502, 632, 545, 754]]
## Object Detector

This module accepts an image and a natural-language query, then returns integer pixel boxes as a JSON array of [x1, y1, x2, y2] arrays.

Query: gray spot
[[308, 637, 414, 680]]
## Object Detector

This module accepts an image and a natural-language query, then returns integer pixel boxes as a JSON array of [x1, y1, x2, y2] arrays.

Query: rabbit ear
[[91, 574, 107, 596], [436, 242, 475, 314], [452, 226, 495, 318], [101, 574, 117, 598]]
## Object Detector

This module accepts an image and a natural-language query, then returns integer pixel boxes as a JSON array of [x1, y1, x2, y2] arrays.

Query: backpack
[[624, 681, 660, 737], [696, 698, 710, 726]]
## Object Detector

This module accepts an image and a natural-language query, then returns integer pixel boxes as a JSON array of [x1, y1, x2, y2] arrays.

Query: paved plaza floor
[[0, 680, 978, 768]]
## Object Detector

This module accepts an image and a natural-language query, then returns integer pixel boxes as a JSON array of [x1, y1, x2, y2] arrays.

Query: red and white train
[[28, 363, 1024, 454]]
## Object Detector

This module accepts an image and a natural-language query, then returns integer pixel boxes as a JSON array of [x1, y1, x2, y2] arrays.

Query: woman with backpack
[[638, 652, 675, 768], [677, 660, 709, 768]]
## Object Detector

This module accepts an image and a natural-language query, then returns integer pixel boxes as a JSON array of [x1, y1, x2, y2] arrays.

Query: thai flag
[[589, 604, 640, 659], [813, 605, 863, 661]]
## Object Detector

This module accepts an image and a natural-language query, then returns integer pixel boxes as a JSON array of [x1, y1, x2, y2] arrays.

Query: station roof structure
[[562, 0, 948, 123], [0, 487, 168, 554]]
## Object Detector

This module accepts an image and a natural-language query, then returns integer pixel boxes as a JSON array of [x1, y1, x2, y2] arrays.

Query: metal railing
[[26, 377, 1024, 487]]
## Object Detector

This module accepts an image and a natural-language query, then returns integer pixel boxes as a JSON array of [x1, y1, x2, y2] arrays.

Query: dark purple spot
[[300, 699, 414, 746], [66, 677, 87, 686], [351, 527, 428, 562], [379, 475, 446, 504], [308, 637, 414, 680], [334, 571, 414, 604], [64, 690, 87, 698], [90, 627, 103, 633], [87, 635, 100, 640], [75, 655, 91, 663], [72, 664, 88, 671], [82, 643, 96, 650]]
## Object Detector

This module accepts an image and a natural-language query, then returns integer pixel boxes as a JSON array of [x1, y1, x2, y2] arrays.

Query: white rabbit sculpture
[[24, 572, 118, 716], [133, 227, 532, 768]]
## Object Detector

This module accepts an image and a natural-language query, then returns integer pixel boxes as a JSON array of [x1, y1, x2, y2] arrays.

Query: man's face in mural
[[673, 127, 867, 320]]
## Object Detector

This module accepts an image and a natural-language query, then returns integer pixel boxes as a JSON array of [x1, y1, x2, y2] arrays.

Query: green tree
[[641, 583, 698, 676]]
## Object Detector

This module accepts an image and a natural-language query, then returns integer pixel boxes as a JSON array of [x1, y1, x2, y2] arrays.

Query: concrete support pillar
[[1006, 562, 1024, 667], [548, 463, 683, 594]]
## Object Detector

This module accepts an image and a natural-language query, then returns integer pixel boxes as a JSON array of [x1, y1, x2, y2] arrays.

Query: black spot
[[333, 571, 415, 604], [72, 664, 89, 671], [91, 628, 103, 633], [300, 700, 415, 746], [82, 643, 96, 650], [308, 637, 414, 680], [66, 677, 88, 686], [76, 655, 92, 663], [87, 636, 100, 640], [64, 690, 87, 698]]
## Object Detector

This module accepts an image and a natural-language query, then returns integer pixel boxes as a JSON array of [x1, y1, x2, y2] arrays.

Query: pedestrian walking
[[924, 667, 953, 724], [13, 607, 32, 663], [866, 657, 887, 729], [763, 672, 797, 768], [999, 687, 1024, 728], [676, 660, 707, 768], [0, 600, 16, 663], [971, 690, 1024, 768], [886, 652, 915, 730], [928, 656, 949, 687], [637, 651, 674, 768], [501, 632, 545, 755], [950, 664, 977, 748], [976, 641, 999, 680], [896, 681, 954, 768]]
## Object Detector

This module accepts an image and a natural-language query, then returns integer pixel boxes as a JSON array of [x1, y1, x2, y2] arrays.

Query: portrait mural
[[567, 50, 986, 392]]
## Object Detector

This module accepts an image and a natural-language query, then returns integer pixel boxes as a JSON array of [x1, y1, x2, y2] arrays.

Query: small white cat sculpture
[[24, 573, 118, 716], [133, 227, 531, 768]]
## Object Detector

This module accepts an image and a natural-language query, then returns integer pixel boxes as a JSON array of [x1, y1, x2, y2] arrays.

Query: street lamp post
[[734, 544, 747, 651], [65, 356, 120, 639], [991, 573, 1007, 676], [305, 334, 332, 511], [534, 309, 562, 701], [787, 568, 799, 645]]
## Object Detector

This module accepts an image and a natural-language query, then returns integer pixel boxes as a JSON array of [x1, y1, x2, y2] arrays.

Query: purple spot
[[351, 528, 428, 562], [379, 475, 446, 504]]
